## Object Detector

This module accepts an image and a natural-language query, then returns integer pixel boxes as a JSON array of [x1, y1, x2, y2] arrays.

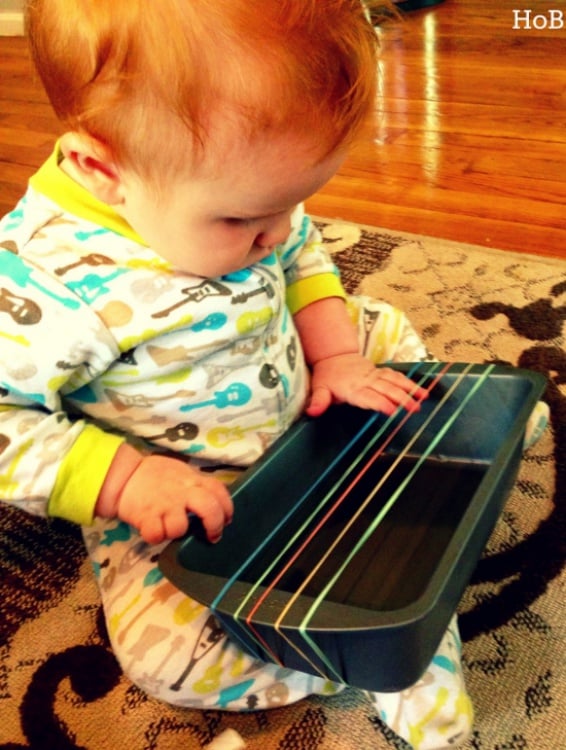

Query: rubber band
[[210, 363, 429, 662], [295, 363, 494, 681], [234, 363, 442, 667]]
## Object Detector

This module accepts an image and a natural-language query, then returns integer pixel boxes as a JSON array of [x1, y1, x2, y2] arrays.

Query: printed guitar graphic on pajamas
[[206, 420, 278, 448], [152, 280, 233, 318], [0, 288, 42, 325], [55, 252, 114, 276], [170, 614, 225, 692], [231, 282, 275, 305], [1, 250, 80, 310], [180, 383, 252, 413]]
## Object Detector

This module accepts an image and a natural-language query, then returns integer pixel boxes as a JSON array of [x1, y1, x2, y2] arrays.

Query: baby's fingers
[[184, 478, 233, 543], [353, 370, 427, 414], [375, 368, 429, 408]]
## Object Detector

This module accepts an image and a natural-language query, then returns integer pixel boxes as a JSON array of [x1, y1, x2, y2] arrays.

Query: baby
[[0, 1, 473, 747]]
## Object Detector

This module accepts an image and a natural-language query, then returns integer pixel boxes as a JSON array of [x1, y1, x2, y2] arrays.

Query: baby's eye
[[223, 217, 252, 227]]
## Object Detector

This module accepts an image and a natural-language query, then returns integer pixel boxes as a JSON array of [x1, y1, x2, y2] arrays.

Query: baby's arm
[[95, 443, 233, 545], [293, 296, 427, 417]]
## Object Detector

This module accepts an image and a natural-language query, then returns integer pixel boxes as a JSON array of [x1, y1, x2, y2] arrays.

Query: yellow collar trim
[[29, 146, 148, 246]]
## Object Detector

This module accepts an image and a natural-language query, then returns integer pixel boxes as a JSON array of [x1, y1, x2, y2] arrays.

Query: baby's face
[[116, 131, 343, 277]]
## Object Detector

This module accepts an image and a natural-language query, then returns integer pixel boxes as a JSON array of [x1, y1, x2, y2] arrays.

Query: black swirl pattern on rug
[[459, 288, 565, 642]]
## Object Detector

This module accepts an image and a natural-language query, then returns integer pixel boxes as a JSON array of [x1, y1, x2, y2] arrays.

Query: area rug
[[1, 221, 564, 750]]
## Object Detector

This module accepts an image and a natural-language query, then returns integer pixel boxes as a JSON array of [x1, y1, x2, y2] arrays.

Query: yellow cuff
[[30, 145, 146, 246], [286, 273, 346, 315], [49, 425, 125, 526]]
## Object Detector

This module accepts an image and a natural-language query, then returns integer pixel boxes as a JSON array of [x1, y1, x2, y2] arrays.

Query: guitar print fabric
[[1, 221, 562, 750], [0, 188, 325, 520]]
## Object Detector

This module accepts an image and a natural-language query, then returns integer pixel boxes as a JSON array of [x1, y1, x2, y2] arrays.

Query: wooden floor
[[1, 0, 565, 258]]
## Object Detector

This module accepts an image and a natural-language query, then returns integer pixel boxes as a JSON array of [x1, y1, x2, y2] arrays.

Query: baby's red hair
[[26, 0, 393, 180]]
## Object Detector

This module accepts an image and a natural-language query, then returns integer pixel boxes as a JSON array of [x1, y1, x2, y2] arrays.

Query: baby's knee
[[112, 629, 337, 712], [373, 685, 473, 750], [107, 606, 228, 707], [371, 616, 473, 749]]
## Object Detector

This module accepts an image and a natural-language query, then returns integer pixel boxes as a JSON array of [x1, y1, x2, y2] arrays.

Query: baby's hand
[[306, 353, 427, 418], [116, 454, 233, 545]]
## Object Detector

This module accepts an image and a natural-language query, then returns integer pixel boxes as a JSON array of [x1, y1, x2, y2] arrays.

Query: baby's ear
[[59, 132, 125, 206]]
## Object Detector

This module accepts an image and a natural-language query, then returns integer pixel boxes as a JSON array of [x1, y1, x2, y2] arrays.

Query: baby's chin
[[243, 244, 276, 265], [224, 245, 277, 274], [176, 246, 277, 279]]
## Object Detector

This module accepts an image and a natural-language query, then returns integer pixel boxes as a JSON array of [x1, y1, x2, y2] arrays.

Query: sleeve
[[0, 247, 124, 525], [278, 205, 347, 315], [49, 425, 125, 525]]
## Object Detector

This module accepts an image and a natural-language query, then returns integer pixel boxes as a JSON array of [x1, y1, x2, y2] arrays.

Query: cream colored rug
[[1, 222, 565, 750]]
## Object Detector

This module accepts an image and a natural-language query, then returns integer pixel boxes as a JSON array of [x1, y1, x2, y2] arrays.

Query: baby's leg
[[345, 296, 433, 364], [348, 296, 473, 747], [84, 516, 472, 747], [369, 617, 473, 749], [348, 295, 549, 448], [82, 517, 342, 711]]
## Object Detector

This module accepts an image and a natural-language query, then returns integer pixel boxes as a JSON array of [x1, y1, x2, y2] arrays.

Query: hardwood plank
[[1, 1, 565, 257], [309, 0, 566, 256]]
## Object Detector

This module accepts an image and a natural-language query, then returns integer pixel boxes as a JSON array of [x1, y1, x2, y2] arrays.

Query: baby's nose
[[255, 212, 292, 248]]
